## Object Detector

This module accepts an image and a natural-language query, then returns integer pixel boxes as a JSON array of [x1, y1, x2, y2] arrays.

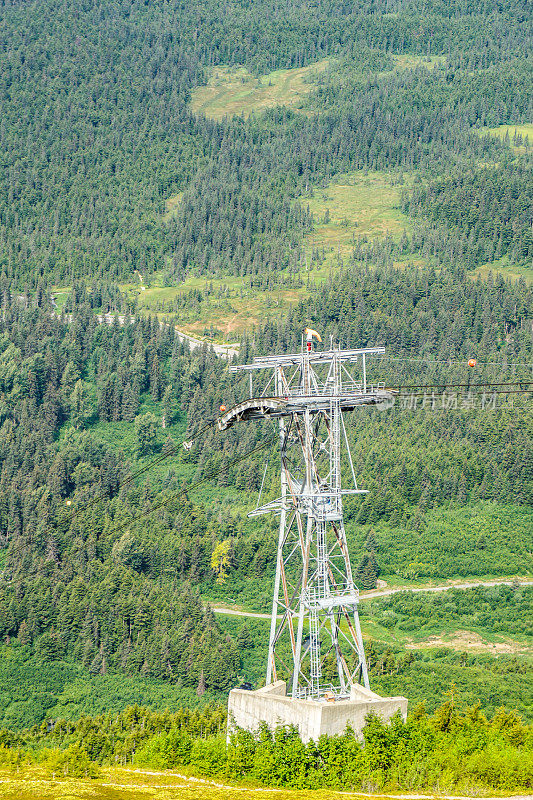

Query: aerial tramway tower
[[218, 330, 399, 709]]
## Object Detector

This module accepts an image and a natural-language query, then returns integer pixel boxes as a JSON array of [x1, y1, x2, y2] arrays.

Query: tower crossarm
[[217, 390, 394, 430], [229, 346, 385, 371]]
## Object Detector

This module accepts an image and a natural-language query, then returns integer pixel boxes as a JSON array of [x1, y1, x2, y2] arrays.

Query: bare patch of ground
[[163, 192, 183, 222], [184, 311, 260, 337], [406, 630, 528, 655]]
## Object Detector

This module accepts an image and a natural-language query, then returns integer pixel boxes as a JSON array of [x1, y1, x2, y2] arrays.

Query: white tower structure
[[219, 333, 398, 705]]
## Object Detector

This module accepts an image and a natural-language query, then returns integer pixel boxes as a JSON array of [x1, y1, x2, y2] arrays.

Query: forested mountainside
[[0, 303, 242, 700], [0, 0, 532, 775], [0, 261, 530, 726], [0, 0, 531, 285], [403, 161, 533, 269]]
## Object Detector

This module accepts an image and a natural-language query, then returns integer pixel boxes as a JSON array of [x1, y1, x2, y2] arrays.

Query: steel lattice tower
[[218, 336, 393, 700]]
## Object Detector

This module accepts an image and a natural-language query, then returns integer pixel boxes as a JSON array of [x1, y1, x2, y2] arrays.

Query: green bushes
[[373, 585, 533, 639], [0, 698, 531, 793], [0, 743, 25, 769], [223, 706, 533, 793], [134, 727, 193, 769], [189, 737, 228, 776], [38, 744, 99, 779], [0, 742, 98, 779], [133, 723, 228, 776]]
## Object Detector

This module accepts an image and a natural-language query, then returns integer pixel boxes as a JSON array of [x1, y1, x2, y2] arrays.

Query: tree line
[[0, 695, 531, 792]]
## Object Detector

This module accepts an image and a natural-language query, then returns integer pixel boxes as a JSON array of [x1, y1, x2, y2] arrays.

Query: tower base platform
[[228, 681, 407, 743]]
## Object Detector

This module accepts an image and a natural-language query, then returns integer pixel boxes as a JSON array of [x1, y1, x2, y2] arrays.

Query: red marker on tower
[[304, 327, 322, 352]]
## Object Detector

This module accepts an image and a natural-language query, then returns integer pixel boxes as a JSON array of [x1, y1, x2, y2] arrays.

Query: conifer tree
[[134, 413, 158, 457], [121, 384, 138, 423]]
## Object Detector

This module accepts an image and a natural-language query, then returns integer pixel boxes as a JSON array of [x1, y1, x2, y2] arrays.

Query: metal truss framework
[[222, 342, 393, 700]]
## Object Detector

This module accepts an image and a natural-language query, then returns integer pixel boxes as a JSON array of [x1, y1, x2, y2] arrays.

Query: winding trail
[[135, 270, 240, 358], [2, 765, 531, 799], [173, 326, 239, 359], [52, 286, 240, 359], [116, 769, 533, 799], [210, 577, 533, 619], [51, 295, 532, 629]]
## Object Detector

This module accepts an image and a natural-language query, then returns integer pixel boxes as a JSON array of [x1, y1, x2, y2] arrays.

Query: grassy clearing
[[50, 288, 71, 312], [215, 601, 532, 658], [121, 267, 331, 341], [190, 54, 443, 123], [389, 54, 446, 72], [403, 630, 529, 655], [360, 605, 533, 657], [131, 169, 416, 340], [163, 192, 183, 222], [360, 599, 530, 657], [129, 167, 422, 338], [471, 255, 533, 284], [477, 122, 533, 154], [123, 276, 305, 339], [190, 60, 330, 121], [299, 169, 413, 263]]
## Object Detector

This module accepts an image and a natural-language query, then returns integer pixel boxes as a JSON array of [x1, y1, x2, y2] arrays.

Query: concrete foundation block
[[227, 681, 407, 743]]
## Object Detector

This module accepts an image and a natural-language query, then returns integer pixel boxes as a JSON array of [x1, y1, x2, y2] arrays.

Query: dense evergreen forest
[[0, 0, 531, 778], [403, 160, 533, 269], [0, 0, 531, 284], [0, 301, 245, 707]]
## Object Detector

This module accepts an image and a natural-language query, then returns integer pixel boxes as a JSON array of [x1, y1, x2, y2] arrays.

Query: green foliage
[[1, 696, 531, 793], [224, 705, 533, 792], [38, 743, 99, 779], [0, 570, 239, 693], [370, 650, 532, 723], [0, 0, 531, 286], [189, 736, 228, 776], [404, 161, 533, 269], [374, 584, 533, 639], [0, 268, 530, 729], [31, 703, 226, 766], [134, 727, 193, 769], [0, 644, 229, 731], [211, 540, 231, 584], [0, 646, 80, 730], [350, 503, 533, 580], [357, 586, 533, 719], [134, 412, 159, 457], [356, 530, 380, 590], [0, 305, 252, 711], [0, 0, 532, 740]]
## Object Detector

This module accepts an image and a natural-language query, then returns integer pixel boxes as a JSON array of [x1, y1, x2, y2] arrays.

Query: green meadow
[[190, 60, 330, 121]]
